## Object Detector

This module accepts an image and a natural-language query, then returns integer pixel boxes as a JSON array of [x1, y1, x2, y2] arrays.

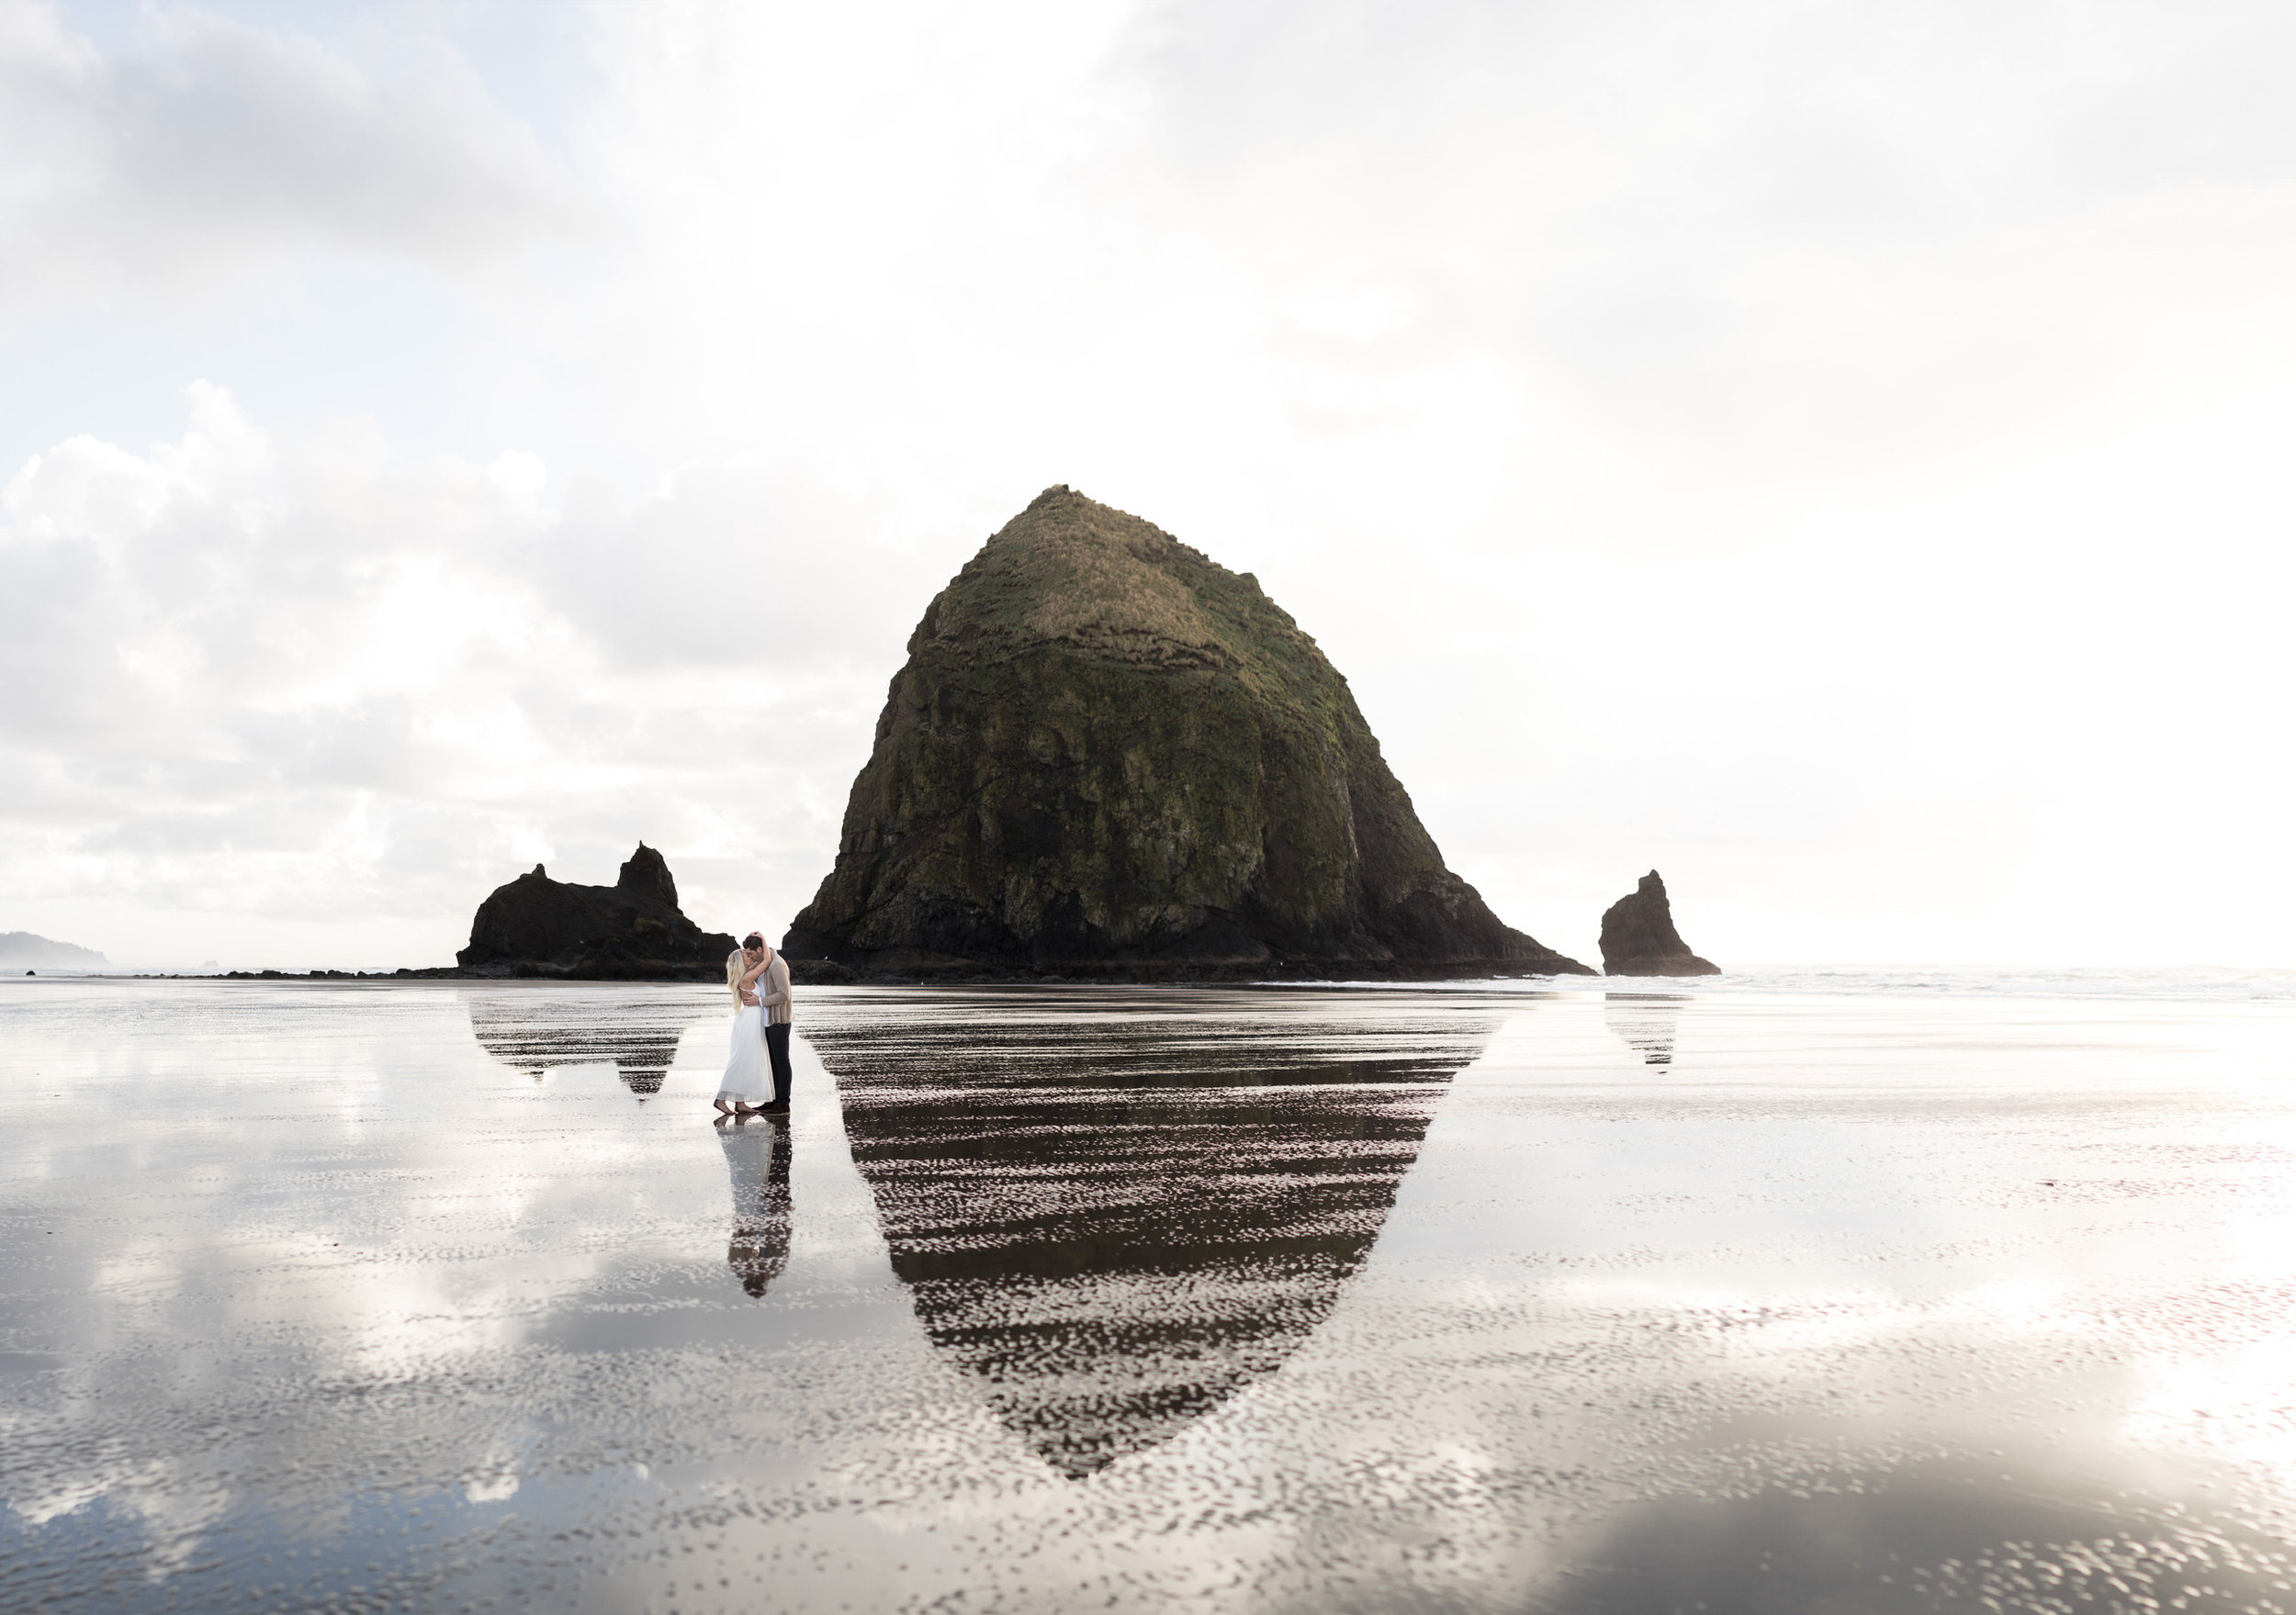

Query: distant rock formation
[[786, 486, 1590, 980], [1599, 871, 1719, 977], [0, 931, 107, 969], [456, 845, 735, 980]]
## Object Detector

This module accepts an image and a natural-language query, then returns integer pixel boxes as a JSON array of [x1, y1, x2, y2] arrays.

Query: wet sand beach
[[1, 977, 2291, 1613]]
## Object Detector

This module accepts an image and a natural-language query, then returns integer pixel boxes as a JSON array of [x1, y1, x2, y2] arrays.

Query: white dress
[[719, 1120, 792, 1296], [716, 979, 770, 1106]]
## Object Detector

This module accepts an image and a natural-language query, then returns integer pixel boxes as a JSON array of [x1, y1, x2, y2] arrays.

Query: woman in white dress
[[715, 940, 773, 1119]]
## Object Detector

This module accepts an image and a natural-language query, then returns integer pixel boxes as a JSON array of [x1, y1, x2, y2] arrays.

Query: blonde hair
[[726, 948, 748, 1004]]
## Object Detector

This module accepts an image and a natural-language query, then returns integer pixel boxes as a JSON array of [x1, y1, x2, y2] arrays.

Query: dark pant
[[764, 1021, 793, 1106]]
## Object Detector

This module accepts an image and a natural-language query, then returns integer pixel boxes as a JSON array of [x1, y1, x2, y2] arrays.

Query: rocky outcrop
[[1599, 870, 1720, 977], [785, 486, 1590, 979], [456, 844, 735, 980]]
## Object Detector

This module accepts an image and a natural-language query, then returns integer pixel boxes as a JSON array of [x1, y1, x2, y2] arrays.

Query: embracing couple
[[715, 930, 793, 1120]]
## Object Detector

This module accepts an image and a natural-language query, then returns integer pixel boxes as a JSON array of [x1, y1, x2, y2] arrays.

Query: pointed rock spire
[[1599, 870, 1719, 977]]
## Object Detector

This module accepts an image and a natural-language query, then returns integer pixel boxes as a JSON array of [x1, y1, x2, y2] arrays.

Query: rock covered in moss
[[1598, 870, 1719, 977], [785, 487, 1589, 978], [457, 844, 735, 979]]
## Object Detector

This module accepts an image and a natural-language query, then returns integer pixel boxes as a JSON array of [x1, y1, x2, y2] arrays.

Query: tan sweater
[[756, 949, 793, 1026]]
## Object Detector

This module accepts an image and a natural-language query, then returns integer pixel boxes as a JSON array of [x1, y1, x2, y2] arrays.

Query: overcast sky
[[4, 0, 2292, 970]]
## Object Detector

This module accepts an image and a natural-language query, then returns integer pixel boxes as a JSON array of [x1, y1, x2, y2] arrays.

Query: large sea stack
[[786, 487, 1589, 979], [1598, 870, 1720, 977], [457, 844, 735, 979]]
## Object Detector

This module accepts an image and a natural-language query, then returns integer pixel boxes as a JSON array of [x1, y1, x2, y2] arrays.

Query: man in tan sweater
[[743, 931, 794, 1112]]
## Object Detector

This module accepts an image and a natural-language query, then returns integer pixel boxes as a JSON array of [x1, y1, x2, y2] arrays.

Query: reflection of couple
[[715, 930, 793, 1119], [717, 1116, 792, 1298]]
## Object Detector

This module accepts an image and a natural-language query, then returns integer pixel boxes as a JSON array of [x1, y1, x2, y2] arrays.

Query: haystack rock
[[1598, 870, 1720, 977], [785, 486, 1590, 979], [456, 844, 735, 979]]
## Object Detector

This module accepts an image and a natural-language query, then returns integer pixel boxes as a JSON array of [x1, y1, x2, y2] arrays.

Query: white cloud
[[6, 0, 2296, 966], [0, 0, 582, 317], [0, 385, 936, 964]]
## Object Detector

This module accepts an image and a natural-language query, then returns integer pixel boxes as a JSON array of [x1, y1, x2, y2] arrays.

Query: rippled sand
[[2, 979, 2292, 1613]]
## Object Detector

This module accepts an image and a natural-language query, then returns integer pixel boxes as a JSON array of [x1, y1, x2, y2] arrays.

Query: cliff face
[[1598, 870, 1720, 977], [786, 487, 1589, 978], [457, 844, 735, 979]]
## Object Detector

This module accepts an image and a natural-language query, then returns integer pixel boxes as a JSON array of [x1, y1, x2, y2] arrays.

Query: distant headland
[[0, 931, 108, 970]]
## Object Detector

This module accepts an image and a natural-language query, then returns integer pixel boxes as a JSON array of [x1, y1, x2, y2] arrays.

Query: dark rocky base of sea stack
[[452, 845, 736, 981], [776, 954, 1582, 986], [1599, 869, 1720, 977]]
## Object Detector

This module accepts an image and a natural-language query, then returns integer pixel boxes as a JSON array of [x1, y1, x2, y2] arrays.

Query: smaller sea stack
[[1599, 871, 1720, 977], [457, 844, 735, 980]]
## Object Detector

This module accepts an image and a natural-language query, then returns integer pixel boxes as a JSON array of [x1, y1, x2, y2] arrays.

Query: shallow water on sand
[[1, 979, 2292, 1614]]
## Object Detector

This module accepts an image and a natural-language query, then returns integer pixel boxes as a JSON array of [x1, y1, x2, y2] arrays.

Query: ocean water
[[1, 974, 2291, 1614]]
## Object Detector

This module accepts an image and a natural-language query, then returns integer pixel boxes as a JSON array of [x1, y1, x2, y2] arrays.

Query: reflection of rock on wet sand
[[719, 1119, 793, 1298], [1604, 993, 1683, 1066], [805, 993, 1497, 1478], [462, 990, 707, 1101]]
